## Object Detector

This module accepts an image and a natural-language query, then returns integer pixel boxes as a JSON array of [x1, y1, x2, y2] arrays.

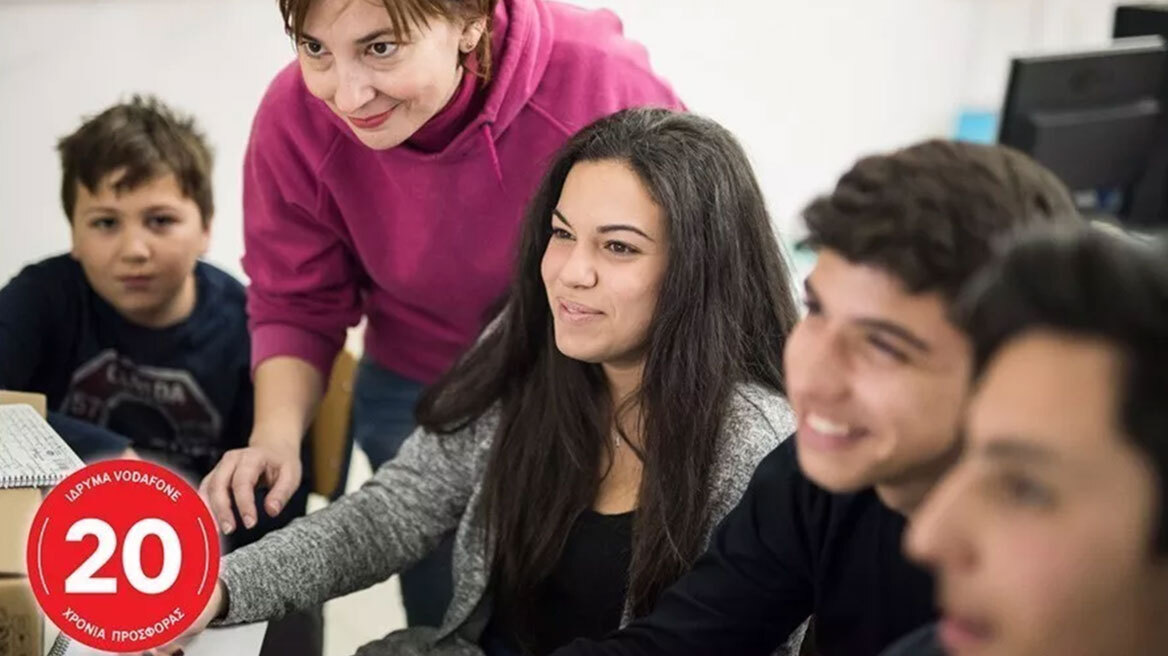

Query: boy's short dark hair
[[957, 227, 1168, 554], [57, 95, 213, 224], [801, 139, 1080, 299]]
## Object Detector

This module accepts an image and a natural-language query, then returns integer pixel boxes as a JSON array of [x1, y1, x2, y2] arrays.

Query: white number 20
[[64, 518, 182, 595]]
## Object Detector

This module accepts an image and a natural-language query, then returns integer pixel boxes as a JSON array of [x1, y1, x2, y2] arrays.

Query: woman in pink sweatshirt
[[202, 0, 681, 627]]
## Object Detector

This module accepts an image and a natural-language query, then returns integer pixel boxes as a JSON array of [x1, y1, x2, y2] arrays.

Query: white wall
[[0, 0, 1127, 284], [0, 0, 291, 282], [963, 0, 1134, 108]]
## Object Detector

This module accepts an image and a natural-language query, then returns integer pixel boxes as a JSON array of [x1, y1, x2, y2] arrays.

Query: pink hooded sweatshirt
[[242, 0, 682, 383]]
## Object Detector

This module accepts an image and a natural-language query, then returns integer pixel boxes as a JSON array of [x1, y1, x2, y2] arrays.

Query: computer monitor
[[998, 36, 1167, 226], [1115, 5, 1168, 43], [1111, 4, 1168, 99]]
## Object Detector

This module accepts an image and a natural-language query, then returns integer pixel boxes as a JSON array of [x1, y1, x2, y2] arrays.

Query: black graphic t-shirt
[[0, 254, 253, 479]]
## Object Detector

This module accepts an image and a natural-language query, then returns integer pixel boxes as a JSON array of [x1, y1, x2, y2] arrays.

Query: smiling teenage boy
[[552, 140, 1082, 656]]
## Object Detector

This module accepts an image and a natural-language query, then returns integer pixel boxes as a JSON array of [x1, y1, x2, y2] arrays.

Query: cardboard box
[[0, 487, 39, 576], [0, 391, 46, 418], [0, 391, 48, 656], [0, 577, 40, 656]]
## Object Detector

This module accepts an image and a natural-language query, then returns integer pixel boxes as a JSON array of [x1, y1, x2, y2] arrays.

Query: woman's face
[[296, 0, 485, 150], [541, 159, 669, 369]]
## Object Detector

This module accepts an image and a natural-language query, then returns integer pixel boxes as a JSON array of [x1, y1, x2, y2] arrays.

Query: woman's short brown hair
[[278, 0, 498, 81]]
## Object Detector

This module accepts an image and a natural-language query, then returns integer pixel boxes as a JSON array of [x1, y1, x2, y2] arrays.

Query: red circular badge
[[25, 459, 220, 652]]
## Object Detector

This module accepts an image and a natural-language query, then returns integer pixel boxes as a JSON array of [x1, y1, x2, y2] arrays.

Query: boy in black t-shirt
[[0, 96, 252, 481], [0, 96, 321, 655], [0, 97, 318, 545]]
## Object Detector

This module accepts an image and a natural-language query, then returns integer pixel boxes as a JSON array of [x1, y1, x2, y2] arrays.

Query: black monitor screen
[[999, 38, 1165, 197]]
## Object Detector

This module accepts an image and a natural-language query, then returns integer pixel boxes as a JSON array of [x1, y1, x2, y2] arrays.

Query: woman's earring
[[461, 23, 485, 54]]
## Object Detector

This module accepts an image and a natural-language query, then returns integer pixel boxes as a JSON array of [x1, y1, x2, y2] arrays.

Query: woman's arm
[[155, 416, 482, 655], [202, 96, 363, 531], [215, 416, 489, 624]]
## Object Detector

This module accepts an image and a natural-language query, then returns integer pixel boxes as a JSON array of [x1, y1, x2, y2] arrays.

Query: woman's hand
[[200, 355, 324, 534], [199, 432, 302, 534]]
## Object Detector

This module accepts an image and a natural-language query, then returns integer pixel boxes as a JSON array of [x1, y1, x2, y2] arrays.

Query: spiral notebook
[[0, 404, 83, 488]]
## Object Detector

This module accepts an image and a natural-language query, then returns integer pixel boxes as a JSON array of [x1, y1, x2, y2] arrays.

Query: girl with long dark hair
[[161, 108, 800, 656]]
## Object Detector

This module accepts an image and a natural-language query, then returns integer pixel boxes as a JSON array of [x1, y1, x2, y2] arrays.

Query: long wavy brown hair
[[416, 108, 799, 646]]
